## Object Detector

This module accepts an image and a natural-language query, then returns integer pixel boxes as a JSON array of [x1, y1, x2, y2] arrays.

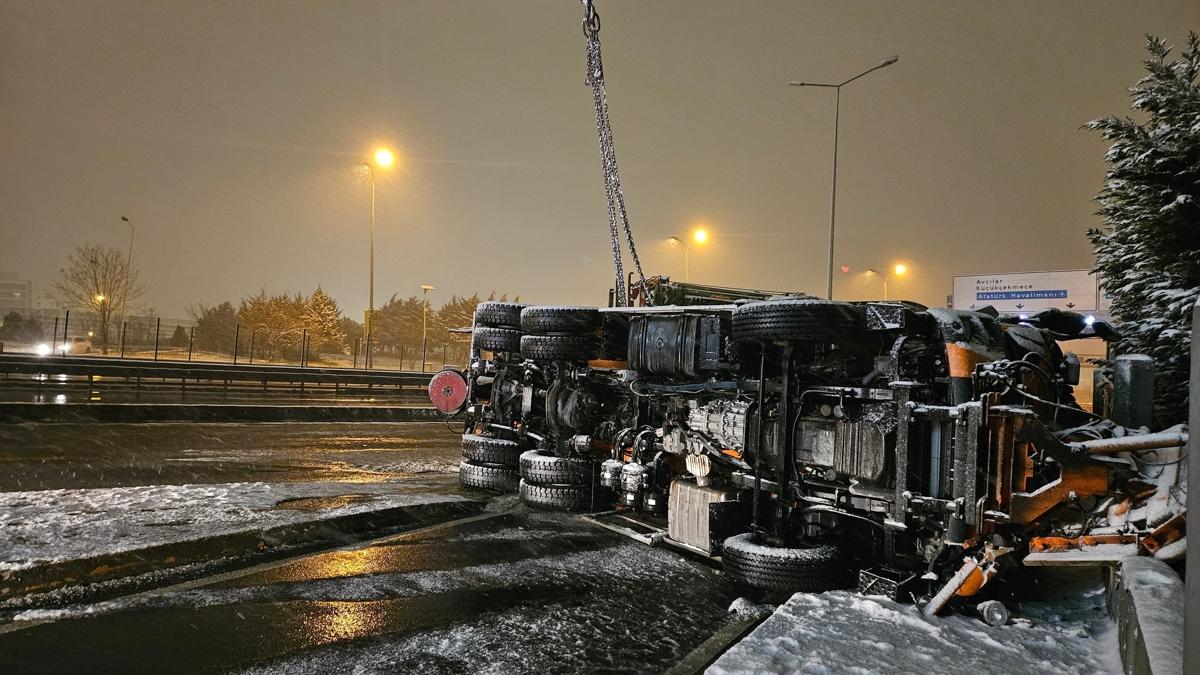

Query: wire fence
[[0, 310, 464, 372]]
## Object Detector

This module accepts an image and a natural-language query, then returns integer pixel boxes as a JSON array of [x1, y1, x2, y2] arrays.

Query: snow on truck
[[427, 283, 1184, 615], [423, 0, 1185, 618]]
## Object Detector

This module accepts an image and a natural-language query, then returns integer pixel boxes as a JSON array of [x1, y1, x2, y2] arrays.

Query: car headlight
[[35, 343, 51, 356]]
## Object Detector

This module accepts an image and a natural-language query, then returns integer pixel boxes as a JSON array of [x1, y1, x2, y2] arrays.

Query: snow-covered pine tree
[[305, 287, 347, 354], [1087, 32, 1200, 426]]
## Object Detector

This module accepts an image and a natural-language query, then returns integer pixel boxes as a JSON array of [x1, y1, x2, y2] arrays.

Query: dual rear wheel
[[518, 449, 599, 512], [458, 433, 520, 492]]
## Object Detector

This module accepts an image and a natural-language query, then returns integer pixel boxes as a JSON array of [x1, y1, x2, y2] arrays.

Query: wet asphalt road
[[0, 508, 736, 674], [0, 422, 739, 673], [0, 422, 465, 492]]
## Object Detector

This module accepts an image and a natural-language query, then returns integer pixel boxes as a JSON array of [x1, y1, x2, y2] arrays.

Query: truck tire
[[459, 461, 520, 492], [520, 306, 602, 335], [731, 298, 862, 344], [519, 480, 593, 512], [473, 326, 521, 353], [519, 449, 594, 485], [475, 301, 527, 329], [721, 534, 852, 593], [461, 434, 522, 466], [519, 334, 597, 361]]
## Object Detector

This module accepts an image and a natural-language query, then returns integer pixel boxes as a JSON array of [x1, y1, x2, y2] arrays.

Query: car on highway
[[36, 335, 92, 356]]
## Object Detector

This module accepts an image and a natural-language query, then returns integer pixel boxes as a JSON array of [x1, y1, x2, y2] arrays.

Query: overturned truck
[[429, 288, 1170, 609]]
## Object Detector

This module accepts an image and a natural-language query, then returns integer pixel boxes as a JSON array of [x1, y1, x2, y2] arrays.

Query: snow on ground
[[356, 458, 460, 475], [710, 573, 1119, 675], [0, 482, 467, 571], [9, 524, 691, 621], [227, 529, 733, 674]]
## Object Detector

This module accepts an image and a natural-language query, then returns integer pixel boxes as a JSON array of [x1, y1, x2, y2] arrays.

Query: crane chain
[[581, 0, 653, 307]]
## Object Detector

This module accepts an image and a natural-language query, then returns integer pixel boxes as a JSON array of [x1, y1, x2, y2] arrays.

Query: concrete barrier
[[1108, 557, 1184, 675]]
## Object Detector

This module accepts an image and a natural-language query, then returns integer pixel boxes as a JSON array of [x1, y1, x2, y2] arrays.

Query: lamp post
[[119, 217, 134, 341], [362, 147, 395, 368], [668, 228, 708, 282], [863, 263, 907, 300], [789, 55, 898, 300], [864, 268, 888, 300], [420, 284, 435, 372], [668, 237, 690, 282]]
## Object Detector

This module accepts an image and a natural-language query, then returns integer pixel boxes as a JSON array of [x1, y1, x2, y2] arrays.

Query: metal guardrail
[[0, 353, 430, 388]]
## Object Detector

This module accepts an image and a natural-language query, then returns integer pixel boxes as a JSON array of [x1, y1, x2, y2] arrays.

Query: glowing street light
[[669, 228, 709, 282], [374, 148, 395, 169], [862, 263, 908, 300], [95, 294, 106, 304], [362, 146, 396, 368]]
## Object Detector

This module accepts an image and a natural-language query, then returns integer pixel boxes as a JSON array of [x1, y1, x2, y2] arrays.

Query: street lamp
[[119, 216, 134, 333], [362, 147, 396, 368], [863, 268, 888, 300], [863, 263, 907, 300], [118, 214, 133, 355], [668, 229, 709, 282], [789, 55, 898, 300], [420, 284, 435, 372], [668, 237, 690, 282]]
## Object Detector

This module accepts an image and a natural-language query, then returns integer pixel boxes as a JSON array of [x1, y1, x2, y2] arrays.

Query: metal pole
[[421, 288, 430, 373], [119, 216, 134, 336], [188, 326, 194, 361], [368, 167, 375, 369], [120, 321, 127, 357], [153, 317, 160, 361], [789, 57, 897, 300], [52, 316, 59, 354], [232, 322, 240, 364], [62, 310, 69, 355], [826, 86, 840, 300], [248, 330, 256, 364], [301, 329, 308, 368]]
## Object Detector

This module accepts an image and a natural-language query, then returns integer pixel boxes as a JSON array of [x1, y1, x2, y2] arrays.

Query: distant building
[[32, 286, 61, 312], [0, 278, 33, 316]]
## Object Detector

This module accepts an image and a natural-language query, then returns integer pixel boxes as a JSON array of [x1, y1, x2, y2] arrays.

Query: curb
[[1107, 557, 1185, 675], [0, 498, 482, 604], [664, 611, 771, 675]]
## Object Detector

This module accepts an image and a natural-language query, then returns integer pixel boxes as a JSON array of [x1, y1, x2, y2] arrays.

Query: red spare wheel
[[428, 368, 469, 414]]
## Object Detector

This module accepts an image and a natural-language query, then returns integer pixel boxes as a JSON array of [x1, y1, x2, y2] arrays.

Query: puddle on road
[[273, 494, 377, 511]]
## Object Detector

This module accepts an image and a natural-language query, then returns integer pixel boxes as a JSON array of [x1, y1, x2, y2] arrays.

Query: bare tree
[[55, 243, 144, 354]]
